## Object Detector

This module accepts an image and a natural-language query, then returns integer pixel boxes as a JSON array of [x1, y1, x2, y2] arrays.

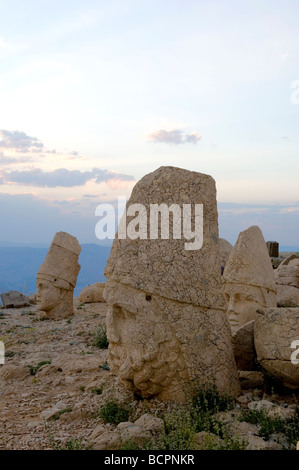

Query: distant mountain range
[[0, 243, 112, 298], [0, 241, 298, 302]]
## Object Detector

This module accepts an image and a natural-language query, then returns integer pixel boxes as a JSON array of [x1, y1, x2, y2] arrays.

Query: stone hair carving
[[222, 225, 277, 331], [36, 232, 81, 319], [104, 166, 240, 402]]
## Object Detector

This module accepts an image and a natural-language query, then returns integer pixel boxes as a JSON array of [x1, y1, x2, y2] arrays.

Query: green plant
[[154, 407, 198, 450], [98, 399, 130, 424], [50, 407, 73, 421], [5, 350, 20, 358], [191, 382, 234, 415], [93, 326, 109, 349], [27, 360, 51, 375], [91, 387, 103, 395], [240, 406, 299, 449], [64, 438, 84, 450]]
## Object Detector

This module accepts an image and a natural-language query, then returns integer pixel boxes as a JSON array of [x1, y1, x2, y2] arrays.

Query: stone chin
[[36, 277, 74, 319]]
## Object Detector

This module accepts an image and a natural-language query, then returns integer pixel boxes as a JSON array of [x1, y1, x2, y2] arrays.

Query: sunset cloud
[[0, 167, 135, 188], [148, 129, 201, 145], [0, 130, 44, 153]]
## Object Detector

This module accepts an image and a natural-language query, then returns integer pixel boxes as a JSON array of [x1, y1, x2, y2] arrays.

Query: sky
[[0, 0, 298, 247]]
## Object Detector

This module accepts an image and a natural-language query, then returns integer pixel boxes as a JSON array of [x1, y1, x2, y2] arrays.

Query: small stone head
[[36, 232, 81, 319], [222, 226, 277, 331]]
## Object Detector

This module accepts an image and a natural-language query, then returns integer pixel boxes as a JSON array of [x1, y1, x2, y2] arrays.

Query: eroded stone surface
[[0, 291, 30, 309], [219, 238, 233, 270], [232, 320, 256, 371], [79, 283, 106, 303], [104, 166, 240, 402], [36, 232, 81, 319], [222, 225, 277, 331], [275, 255, 299, 307], [254, 307, 299, 388]]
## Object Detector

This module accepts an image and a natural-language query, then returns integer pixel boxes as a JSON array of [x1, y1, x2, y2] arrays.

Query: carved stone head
[[222, 226, 277, 331], [36, 232, 81, 319]]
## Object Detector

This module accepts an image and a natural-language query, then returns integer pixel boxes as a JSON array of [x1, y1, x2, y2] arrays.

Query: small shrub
[[240, 406, 299, 449], [154, 407, 198, 450], [50, 407, 73, 421], [27, 360, 51, 376], [64, 438, 84, 450], [98, 399, 130, 424], [5, 351, 20, 358], [91, 387, 103, 395], [191, 382, 234, 415], [94, 326, 109, 349]]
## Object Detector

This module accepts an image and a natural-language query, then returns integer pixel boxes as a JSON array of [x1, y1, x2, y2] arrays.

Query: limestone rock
[[254, 307, 299, 388], [275, 255, 299, 307], [232, 320, 256, 371], [79, 282, 106, 303], [238, 371, 264, 389], [222, 225, 277, 331], [0, 291, 30, 309], [134, 413, 164, 434], [36, 232, 81, 320], [247, 399, 275, 412], [104, 166, 240, 402], [89, 414, 162, 450]]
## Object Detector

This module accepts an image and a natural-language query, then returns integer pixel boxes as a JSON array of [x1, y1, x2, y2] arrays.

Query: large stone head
[[36, 232, 81, 319], [222, 226, 277, 331], [104, 166, 240, 402]]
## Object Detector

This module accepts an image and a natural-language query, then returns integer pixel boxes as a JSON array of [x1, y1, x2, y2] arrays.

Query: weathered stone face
[[36, 232, 81, 319], [254, 307, 299, 389], [275, 255, 299, 307], [104, 166, 240, 401], [222, 226, 277, 331]]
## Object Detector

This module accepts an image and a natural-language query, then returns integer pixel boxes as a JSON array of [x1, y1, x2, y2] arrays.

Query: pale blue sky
[[0, 0, 298, 245]]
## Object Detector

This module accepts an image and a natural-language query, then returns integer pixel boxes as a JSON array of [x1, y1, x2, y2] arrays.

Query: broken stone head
[[104, 166, 240, 402], [36, 232, 81, 319], [222, 226, 277, 331]]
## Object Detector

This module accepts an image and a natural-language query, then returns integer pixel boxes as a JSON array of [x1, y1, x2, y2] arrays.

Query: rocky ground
[[0, 298, 298, 450]]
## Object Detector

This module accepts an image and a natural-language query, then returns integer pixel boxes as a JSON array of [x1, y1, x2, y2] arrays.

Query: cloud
[[0, 130, 44, 153], [0, 151, 35, 165], [148, 129, 201, 145], [0, 37, 7, 48], [1, 167, 135, 188]]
